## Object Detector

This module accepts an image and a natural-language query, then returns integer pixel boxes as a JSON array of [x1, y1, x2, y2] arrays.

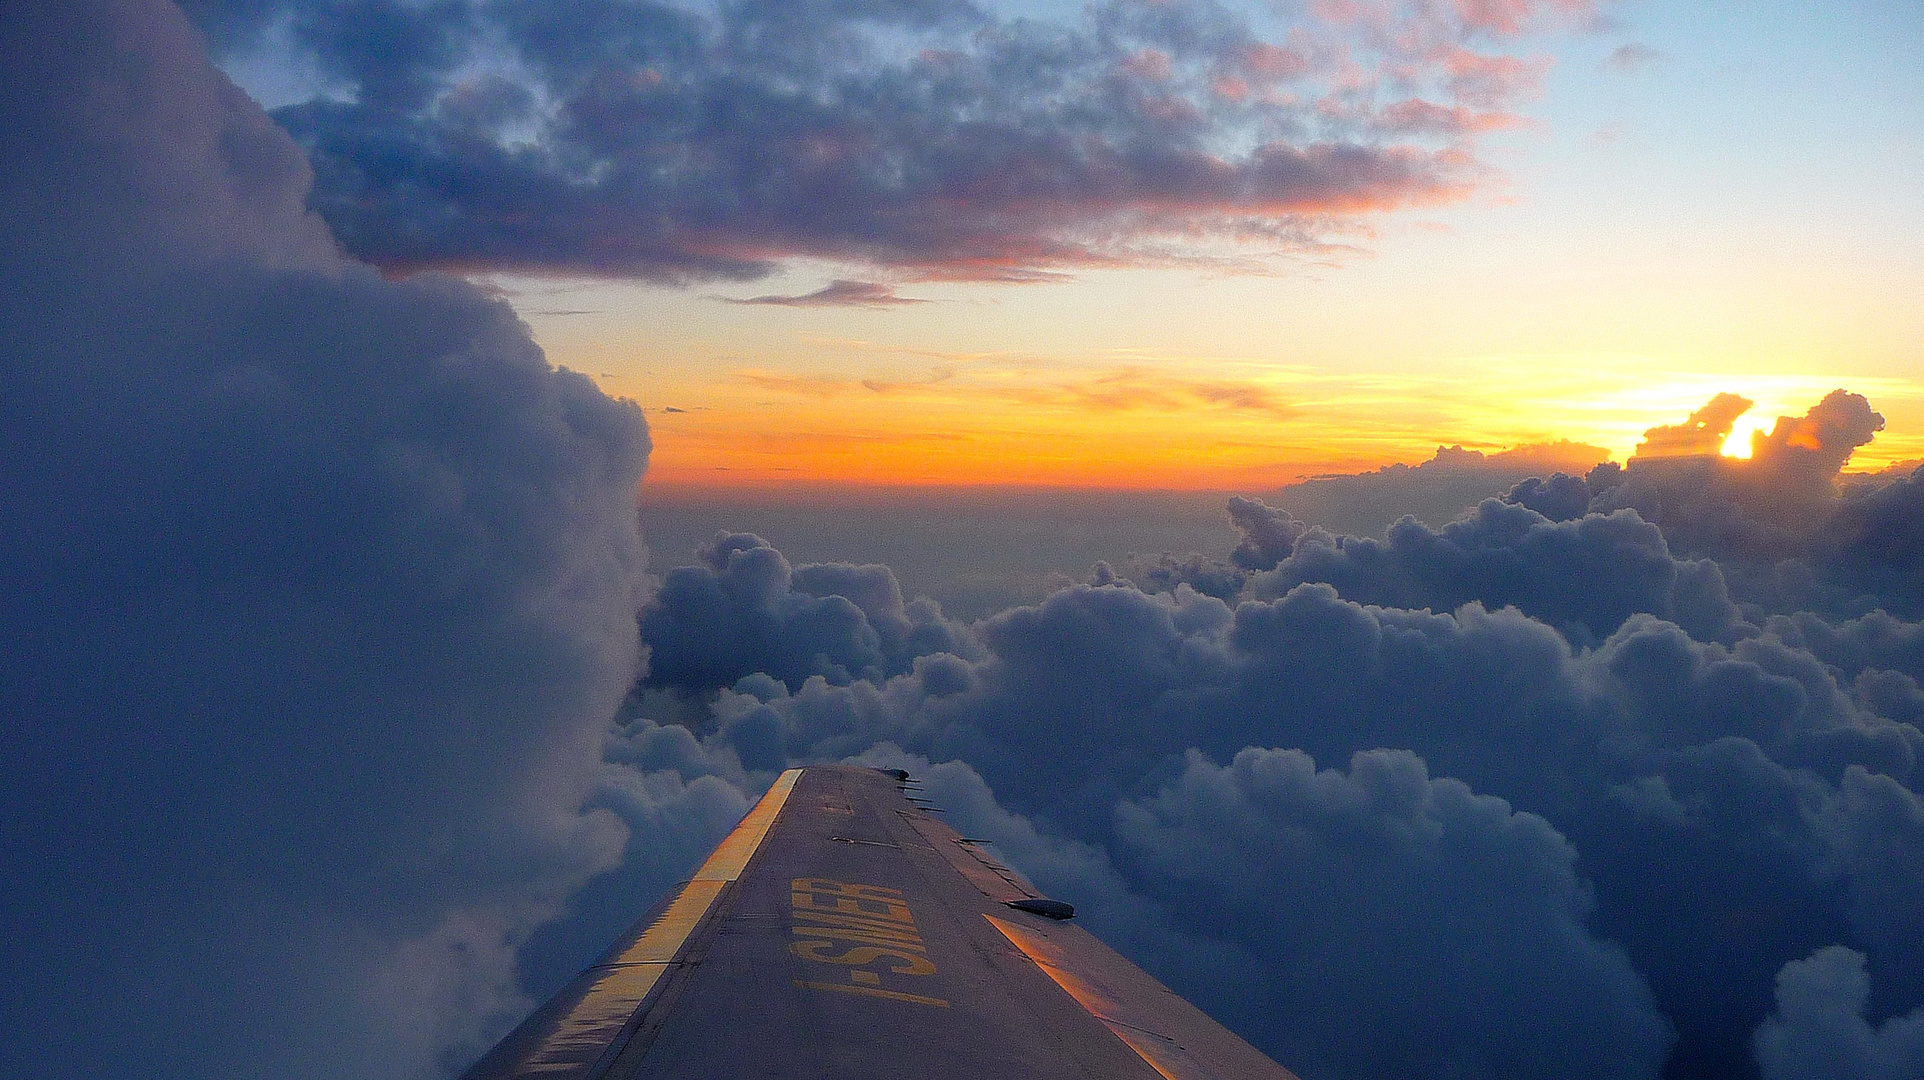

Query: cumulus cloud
[[1633, 392, 1757, 459], [1768, 609, 1924, 690], [1276, 439, 1610, 537], [1134, 494, 1309, 598], [1, 2, 650, 1077], [1755, 947, 1924, 1080], [1826, 466, 1924, 616], [1115, 747, 1672, 1080], [1134, 491, 1741, 645], [1589, 391, 1885, 558], [1247, 500, 1741, 645], [167, 0, 1596, 282], [842, 745, 1203, 963], [513, 728, 756, 990], [1502, 394, 1916, 621], [638, 533, 976, 695], [1228, 494, 1309, 569], [602, 457, 1924, 1079]]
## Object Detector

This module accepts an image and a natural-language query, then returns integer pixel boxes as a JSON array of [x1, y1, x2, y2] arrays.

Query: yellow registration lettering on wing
[[788, 877, 948, 1007], [790, 941, 939, 975], [790, 909, 924, 942], [792, 878, 903, 900], [792, 923, 926, 950]]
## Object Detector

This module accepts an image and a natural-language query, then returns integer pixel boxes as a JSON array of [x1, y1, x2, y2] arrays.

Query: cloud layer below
[[605, 391, 1924, 1080]]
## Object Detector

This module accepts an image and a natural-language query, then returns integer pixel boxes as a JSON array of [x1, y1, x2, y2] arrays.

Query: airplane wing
[[460, 764, 1302, 1080]]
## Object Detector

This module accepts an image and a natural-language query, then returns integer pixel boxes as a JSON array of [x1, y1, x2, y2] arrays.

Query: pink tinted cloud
[[1453, 0, 1596, 37], [1213, 76, 1250, 102], [1379, 98, 1526, 134], [1240, 41, 1311, 81], [1440, 47, 1551, 107], [1120, 48, 1174, 81], [1315, 0, 1594, 38]]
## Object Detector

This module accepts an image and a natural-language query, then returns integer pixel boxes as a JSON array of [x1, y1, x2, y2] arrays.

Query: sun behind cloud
[[1721, 416, 1769, 459]]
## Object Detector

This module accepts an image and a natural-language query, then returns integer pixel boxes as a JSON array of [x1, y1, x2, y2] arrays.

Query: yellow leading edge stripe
[[518, 769, 803, 1076], [693, 767, 803, 881]]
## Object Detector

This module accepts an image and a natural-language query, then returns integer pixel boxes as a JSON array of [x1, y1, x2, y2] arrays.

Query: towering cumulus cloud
[[0, 3, 650, 1078]]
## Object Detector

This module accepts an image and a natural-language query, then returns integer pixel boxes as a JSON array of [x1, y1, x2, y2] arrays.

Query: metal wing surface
[[460, 764, 1302, 1080]]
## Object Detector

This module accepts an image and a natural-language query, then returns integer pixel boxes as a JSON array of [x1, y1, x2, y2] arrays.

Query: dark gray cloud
[[513, 724, 756, 999], [1502, 394, 1918, 622], [1133, 490, 1741, 645], [1131, 549, 1251, 600], [1115, 747, 1672, 1080], [639, 533, 977, 695], [1826, 465, 1924, 615], [1, 2, 650, 1077], [1275, 439, 1611, 537], [1508, 467, 1608, 521], [1247, 500, 1741, 645], [1227, 494, 1308, 569], [612, 550, 1922, 1075], [175, 0, 1579, 282], [846, 741, 1673, 1078], [1766, 609, 1924, 692]]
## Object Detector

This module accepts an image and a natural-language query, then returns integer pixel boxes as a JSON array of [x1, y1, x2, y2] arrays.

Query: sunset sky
[[13, 5, 1924, 1080], [357, 0, 1924, 488]]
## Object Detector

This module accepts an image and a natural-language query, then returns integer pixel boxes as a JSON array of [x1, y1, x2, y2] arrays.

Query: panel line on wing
[[793, 979, 952, 1008], [985, 913, 1224, 1080]]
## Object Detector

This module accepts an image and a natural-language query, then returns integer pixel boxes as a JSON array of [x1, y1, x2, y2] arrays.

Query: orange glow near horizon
[[518, 280, 1924, 492], [626, 364, 1529, 489], [609, 360, 1924, 490]]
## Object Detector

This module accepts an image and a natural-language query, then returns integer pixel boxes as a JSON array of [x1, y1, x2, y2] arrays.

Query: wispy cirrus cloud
[[728, 280, 930, 308], [737, 365, 1296, 417], [186, 0, 1599, 284], [1602, 41, 1665, 73], [738, 371, 859, 399]]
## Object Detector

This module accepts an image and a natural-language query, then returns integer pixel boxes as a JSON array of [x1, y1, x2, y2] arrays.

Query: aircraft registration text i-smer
[[459, 764, 1303, 1079]]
